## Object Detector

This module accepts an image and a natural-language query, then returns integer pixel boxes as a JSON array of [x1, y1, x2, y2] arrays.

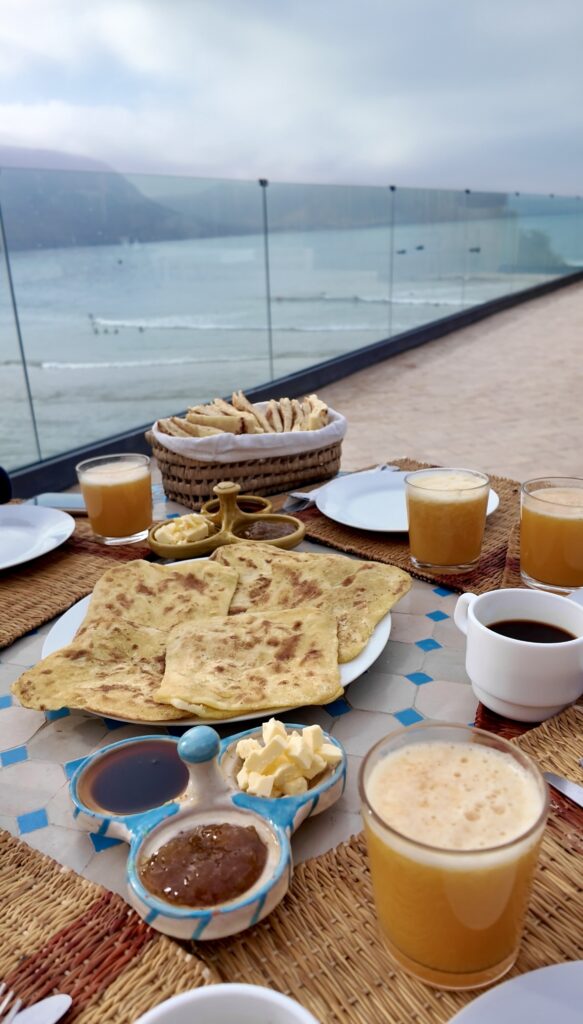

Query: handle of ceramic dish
[[178, 726, 232, 802], [453, 593, 477, 636]]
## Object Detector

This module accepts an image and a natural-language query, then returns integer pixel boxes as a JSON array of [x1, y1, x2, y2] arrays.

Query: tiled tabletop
[[0, 498, 476, 899]]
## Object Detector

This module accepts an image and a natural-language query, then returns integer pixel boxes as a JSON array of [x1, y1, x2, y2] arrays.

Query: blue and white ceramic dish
[[69, 723, 346, 940]]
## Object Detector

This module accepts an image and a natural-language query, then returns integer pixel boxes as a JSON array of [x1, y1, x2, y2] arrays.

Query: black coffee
[[488, 619, 577, 644]]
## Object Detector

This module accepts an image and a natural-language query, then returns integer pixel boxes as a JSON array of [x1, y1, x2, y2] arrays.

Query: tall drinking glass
[[359, 723, 548, 990], [405, 468, 489, 572], [521, 477, 583, 594], [76, 453, 152, 544]]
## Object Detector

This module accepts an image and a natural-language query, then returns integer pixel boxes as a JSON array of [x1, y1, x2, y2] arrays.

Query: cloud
[[0, 0, 582, 193]]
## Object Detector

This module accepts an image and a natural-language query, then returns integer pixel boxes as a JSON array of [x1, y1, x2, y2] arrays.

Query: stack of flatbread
[[13, 546, 411, 723], [158, 391, 328, 439]]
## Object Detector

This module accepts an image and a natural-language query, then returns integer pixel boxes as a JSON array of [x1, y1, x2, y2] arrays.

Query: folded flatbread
[[12, 559, 239, 722], [80, 559, 239, 634], [211, 542, 411, 663], [156, 607, 342, 718], [13, 620, 186, 721]]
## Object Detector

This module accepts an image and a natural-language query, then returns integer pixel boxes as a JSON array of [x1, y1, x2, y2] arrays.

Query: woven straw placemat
[[0, 518, 152, 649], [200, 705, 583, 1024], [0, 829, 216, 1022], [296, 458, 522, 595]]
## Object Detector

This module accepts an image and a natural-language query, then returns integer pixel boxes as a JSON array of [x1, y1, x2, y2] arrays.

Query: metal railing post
[[388, 185, 396, 337], [259, 178, 275, 380], [0, 185, 42, 462]]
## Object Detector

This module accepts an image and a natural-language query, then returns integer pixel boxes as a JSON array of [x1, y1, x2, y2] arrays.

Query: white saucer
[[449, 961, 583, 1023]]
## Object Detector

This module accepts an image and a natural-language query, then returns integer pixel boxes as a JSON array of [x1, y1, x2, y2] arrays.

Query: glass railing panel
[[264, 182, 393, 377], [390, 187, 466, 331], [460, 190, 520, 306], [0, 169, 268, 462], [509, 193, 578, 289], [0, 199, 41, 471]]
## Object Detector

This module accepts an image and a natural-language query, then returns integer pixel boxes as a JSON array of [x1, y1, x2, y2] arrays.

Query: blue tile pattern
[[0, 695, 13, 709], [433, 586, 454, 597], [1, 744, 28, 767], [102, 718, 126, 731], [393, 708, 424, 727], [325, 697, 352, 717], [17, 808, 49, 834], [406, 672, 433, 686], [416, 638, 442, 652], [426, 610, 449, 622], [64, 755, 88, 779], [89, 833, 123, 852], [45, 708, 70, 722]]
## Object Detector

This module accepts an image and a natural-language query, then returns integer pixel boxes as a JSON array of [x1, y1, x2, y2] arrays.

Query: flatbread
[[81, 559, 239, 633], [211, 542, 411, 663], [12, 559, 239, 722], [12, 620, 186, 721], [157, 608, 342, 718]]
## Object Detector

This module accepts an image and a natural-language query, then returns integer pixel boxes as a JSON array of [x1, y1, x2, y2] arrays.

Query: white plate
[[316, 470, 500, 532], [41, 573, 391, 726], [449, 961, 583, 1024], [0, 505, 75, 571]]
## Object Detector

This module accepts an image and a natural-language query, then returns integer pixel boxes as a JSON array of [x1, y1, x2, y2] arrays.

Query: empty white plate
[[449, 961, 583, 1024], [0, 505, 75, 571], [316, 470, 499, 532]]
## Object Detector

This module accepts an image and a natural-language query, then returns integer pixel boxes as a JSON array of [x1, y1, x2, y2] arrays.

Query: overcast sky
[[0, 0, 581, 195]]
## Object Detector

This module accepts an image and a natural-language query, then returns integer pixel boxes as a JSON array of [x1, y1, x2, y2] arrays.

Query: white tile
[[374, 640, 426, 676], [29, 716, 109, 763], [0, 662, 27, 694], [390, 613, 435, 644], [0, 814, 16, 833], [291, 807, 362, 863], [94, 723, 167, 748], [415, 680, 478, 724], [335, 754, 363, 814], [395, 584, 455, 615], [349, 672, 417, 714], [45, 784, 82, 830], [422, 648, 470, 685], [0, 707, 46, 750], [82, 844, 130, 897], [330, 709, 400, 756], [0, 760, 66, 814], [24, 826, 95, 875], [433, 617, 467, 651], [1, 631, 48, 667]]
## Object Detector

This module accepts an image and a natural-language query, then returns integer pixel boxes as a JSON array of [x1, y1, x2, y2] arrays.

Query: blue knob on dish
[[178, 726, 230, 802], [178, 726, 220, 764]]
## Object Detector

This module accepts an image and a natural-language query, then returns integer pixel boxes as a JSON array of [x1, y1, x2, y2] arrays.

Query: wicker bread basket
[[147, 430, 343, 510]]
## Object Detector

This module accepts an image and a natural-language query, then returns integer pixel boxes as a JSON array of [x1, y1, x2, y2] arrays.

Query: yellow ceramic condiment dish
[[148, 481, 305, 559]]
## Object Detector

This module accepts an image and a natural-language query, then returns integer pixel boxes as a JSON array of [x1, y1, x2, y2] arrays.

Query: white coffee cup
[[454, 588, 583, 721], [133, 984, 320, 1024]]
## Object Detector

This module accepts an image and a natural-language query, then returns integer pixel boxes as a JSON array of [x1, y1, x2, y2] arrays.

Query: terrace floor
[[318, 279, 583, 482]]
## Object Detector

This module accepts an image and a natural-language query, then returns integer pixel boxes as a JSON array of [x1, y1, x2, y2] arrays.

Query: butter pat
[[155, 514, 210, 545], [235, 719, 342, 798]]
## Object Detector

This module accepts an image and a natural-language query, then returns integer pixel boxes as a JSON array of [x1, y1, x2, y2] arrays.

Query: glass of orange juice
[[76, 454, 152, 544], [521, 477, 583, 594], [405, 468, 490, 572], [360, 723, 548, 990]]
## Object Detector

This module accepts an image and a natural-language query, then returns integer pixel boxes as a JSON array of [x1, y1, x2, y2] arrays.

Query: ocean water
[[0, 216, 578, 469]]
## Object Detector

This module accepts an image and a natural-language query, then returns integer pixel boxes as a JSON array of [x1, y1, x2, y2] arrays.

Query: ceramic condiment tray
[[69, 723, 346, 940], [148, 481, 305, 558]]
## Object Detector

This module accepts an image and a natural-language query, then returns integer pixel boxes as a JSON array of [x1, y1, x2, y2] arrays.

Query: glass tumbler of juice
[[76, 454, 152, 544], [521, 477, 583, 594], [405, 468, 490, 573], [360, 723, 548, 990]]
